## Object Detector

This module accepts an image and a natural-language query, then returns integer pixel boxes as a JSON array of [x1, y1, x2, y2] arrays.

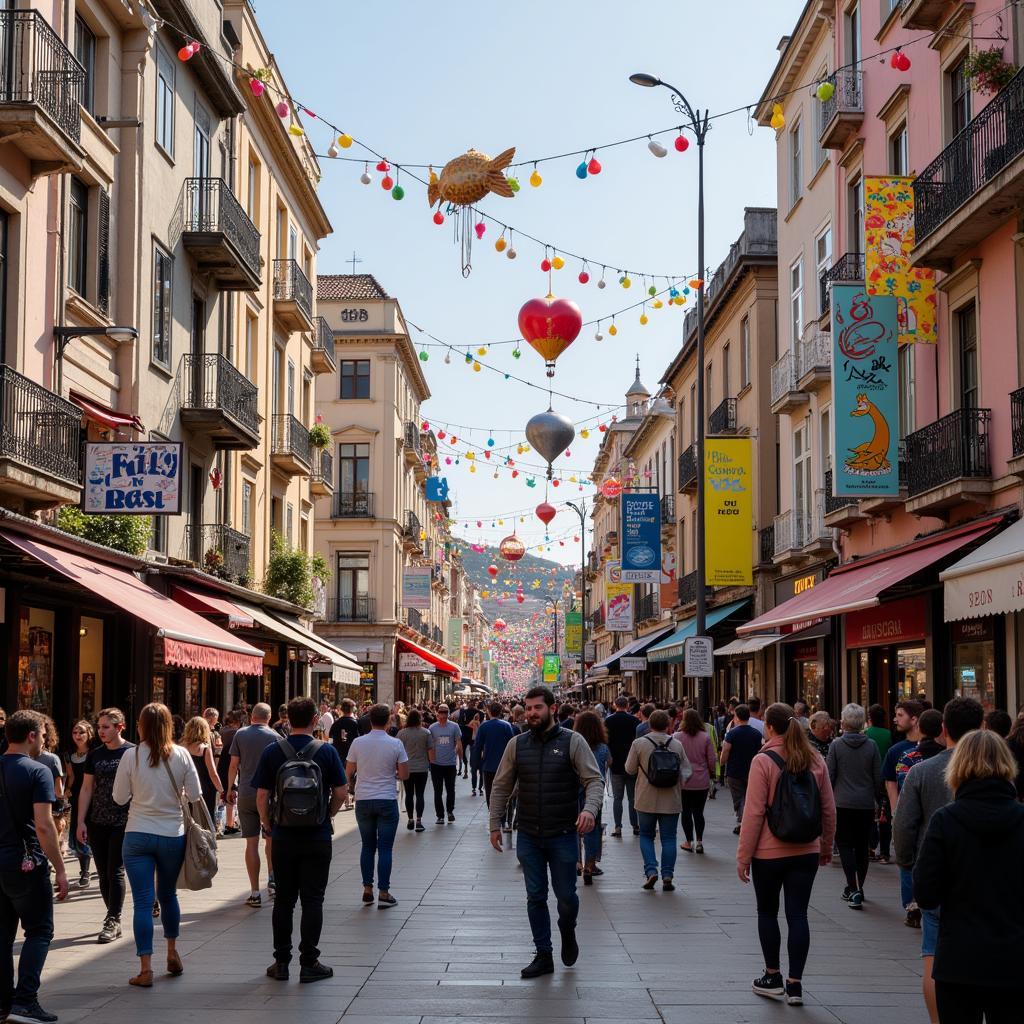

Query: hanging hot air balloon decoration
[[525, 408, 575, 480], [499, 534, 526, 562], [518, 295, 583, 378], [535, 502, 557, 526]]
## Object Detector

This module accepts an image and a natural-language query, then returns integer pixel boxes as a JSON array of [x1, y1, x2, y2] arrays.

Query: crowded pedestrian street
[[36, 773, 922, 1024]]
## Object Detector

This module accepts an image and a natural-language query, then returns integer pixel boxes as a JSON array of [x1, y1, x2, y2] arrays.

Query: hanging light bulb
[[529, 165, 542, 187], [360, 162, 371, 185], [444, 350, 451, 364], [648, 138, 668, 158], [327, 141, 339, 158], [338, 133, 353, 148]]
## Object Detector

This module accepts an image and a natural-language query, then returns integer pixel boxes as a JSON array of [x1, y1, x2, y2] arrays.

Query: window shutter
[[97, 188, 110, 315]]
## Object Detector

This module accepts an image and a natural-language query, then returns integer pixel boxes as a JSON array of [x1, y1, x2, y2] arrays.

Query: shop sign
[[584, 641, 596, 663], [542, 654, 560, 683], [792, 642, 819, 662], [620, 656, 647, 671], [565, 611, 583, 653], [951, 619, 994, 644], [606, 580, 634, 632], [774, 570, 825, 606], [446, 616, 463, 660], [605, 559, 623, 584], [360, 663, 377, 685], [845, 596, 927, 648], [704, 437, 753, 586], [84, 442, 182, 514], [620, 493, 661, 583], [684, 636, 714, 678], [398, 652, 435, 674], [401, 566, 431, 609]]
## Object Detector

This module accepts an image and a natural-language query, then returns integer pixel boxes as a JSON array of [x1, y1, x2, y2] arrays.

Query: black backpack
[[269, 736, 327, 828], [644, 736, 682, 788], [762, 750, 822, 843]]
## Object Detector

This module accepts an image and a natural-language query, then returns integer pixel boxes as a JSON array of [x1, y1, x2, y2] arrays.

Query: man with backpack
[[721, 704, 763, 834], [254, 697, 348, 984], [625, 710, 692, 891]]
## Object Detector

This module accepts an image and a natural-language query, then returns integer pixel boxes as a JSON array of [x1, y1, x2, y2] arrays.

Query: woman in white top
[[113, 702, 201, 988]]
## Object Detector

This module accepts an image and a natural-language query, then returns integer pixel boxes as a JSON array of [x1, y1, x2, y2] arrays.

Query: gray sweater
[[826, 732, 882, 810], [893, 747, 954, 869]]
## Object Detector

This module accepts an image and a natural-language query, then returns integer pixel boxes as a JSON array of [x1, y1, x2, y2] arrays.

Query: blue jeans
[[0, 865, 53, 1008], [899, 866, 914, 909], [921, 907, 940, 957], [355, 800, 400, 890], [638, 811, 678, 880], [122, 832, 186, 956], [610, 772, 638, 829], [516, 832, 578, 954]]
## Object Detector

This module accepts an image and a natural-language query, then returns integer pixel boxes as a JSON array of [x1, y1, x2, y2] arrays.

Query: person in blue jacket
[[473, 703, 515, 818]]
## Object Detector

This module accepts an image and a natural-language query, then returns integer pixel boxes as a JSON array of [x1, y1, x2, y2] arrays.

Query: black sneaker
[[415, 820, 425, 832], [520, 951, 555, 978], [266, 961, 289, 981], [246, 893, 261, 908], [223, 825, 241, 836], [97, 915, 121, 943], [436, 816, 445, 824], [406, 819, 414, 830], [378, 892, 398, 908], [6, 1003, 59, 1024], [786, 981, 803, 1005], [300, 961, 334, 984], [632, 826, 640, 836], [849, 890, 864, 910], [841, 887, 854, 902], [752, 970, 785, 1001], [559, 924, 579, 966], [447, 812, 455, 822]]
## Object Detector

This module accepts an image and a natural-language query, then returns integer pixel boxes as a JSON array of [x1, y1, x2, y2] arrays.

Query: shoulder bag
[[162, 754, 219, 890]]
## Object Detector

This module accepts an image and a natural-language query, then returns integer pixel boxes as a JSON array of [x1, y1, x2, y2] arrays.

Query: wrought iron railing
[[914, 68, 1024, 242], [333, 491, 373, 517], [637, 591, 658, 622], [181, 353, 259, 437], [758, 525, 775, 564], [819, 68, 863, 135], [431, 625, 444, 646], [0, 10, 84, 144], [0, 364, 81, 486], [311, 316, 336, 369], [188, 523, 251, 583], [709, 397, 737, 435], [404, 509, 422, 539], [406, 606, 425, 635], [660, 494, 675, 524], [906, 408, 992, 496], [808, 494, 836, 547], [678, 570, 698, 606], [677, 444, 698, 490], [310, 447, 333, 488], [403, 421, 422, 454], [1012, 387, 1024, 458], [771, 351, 798, 404], [823, 469, 857, 515], [270, 413, 312, 467], [590, 605, 605, 630], [181, 178, 260, 279], [273, 258, 313, 322], [820, 252, 866, 314], [325, 596, 375, 622]]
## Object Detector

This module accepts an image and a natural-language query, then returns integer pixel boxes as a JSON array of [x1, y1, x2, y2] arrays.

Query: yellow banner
[[865, 176, 937, 344], [704, 437, 753, 587]]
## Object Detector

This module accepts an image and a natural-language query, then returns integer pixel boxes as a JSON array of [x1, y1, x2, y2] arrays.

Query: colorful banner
[[620, 492, 662, 583], [401, 566, 431, 609], [542, 654, 561, 684], [84, 442, 182, 514], [606, 579, 634, 632], [864, 176, 936, 345], [831, 286, 901, 497], [564, 610, 582, 653], [704, 437, 753, 587], [446, 616, 463, 660]]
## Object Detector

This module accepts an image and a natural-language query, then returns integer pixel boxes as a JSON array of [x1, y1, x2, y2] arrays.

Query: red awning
[[738, 522, 998, 635], [69, 390, 144, 433], [397, 636, 461, 681], [171, 585, 254, 628], [2, 532, 263, 675]]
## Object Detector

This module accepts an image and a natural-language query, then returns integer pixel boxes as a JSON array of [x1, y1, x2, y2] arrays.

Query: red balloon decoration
[[535, 501, 556, 525], [587, 156, 602, 175], [518, 295, 583, 377], [499, 535, 526, 562], [487, 564, 499, 578], [516, 593, 525, 603], [674, 135, 690, 152], [493, 618, 507, 632], [600, 478, 623, 499]]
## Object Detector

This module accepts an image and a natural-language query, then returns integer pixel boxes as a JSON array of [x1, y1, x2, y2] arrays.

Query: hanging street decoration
[[427, 148, 517, 207], [535, 502, 557, 526], [525, 408, 576, 480], [518, 295, 583, 378], [499, 534, 526, 562]]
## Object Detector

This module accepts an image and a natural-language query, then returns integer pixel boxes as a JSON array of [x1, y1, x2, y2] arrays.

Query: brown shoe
[[167, 950, 183, 976], [129, 970, 154, 988]]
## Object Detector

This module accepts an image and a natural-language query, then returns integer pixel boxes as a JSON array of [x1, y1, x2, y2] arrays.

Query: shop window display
[[18, 608, 54, 714]]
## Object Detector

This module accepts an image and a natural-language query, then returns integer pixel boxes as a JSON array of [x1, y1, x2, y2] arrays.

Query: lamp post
[[54, 325, 139, 393], [565, 498, 588, 685], [629, 73, 710, 712]]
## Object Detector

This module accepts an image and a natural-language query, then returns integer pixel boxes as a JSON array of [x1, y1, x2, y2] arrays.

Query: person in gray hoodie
[[826, 704, 882, 910]]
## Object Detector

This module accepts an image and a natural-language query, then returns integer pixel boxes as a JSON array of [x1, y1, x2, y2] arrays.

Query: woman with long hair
[[113, 702, 201, 988], [737, 702, 836, 1007], [181, 715, 223, 823], [34, 716, 66, 851], [1005, 710, 1024, 800], [398, 708, 434, 832], [674, 708, 717, 854], [65, 720, 95, 888], [572, 709, 610, 884]]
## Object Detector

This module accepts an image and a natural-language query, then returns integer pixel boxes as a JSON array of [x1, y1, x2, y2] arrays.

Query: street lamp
[[54, 325, 139, 393], [565, 498, 588, 682], [630, 72, 710, 712]]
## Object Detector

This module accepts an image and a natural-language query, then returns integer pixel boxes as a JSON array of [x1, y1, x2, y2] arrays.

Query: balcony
[[270, 414, 312, 476], [310, 448, 333, 497], [403, 510, 423, 552], [590, 605, 605, 631], [179, 178, 260, 290], [822, 469, 864, 529], [818, 69, 863, 151], [187, 524, 251, 584], [406, 607, 426, 636], [310, 317, 336, 375], [180, 354, 259, 450], [1009, 387, 1024, 478], [431, 625, 444, 647], [797, 324, 831, 391], [708, 397, 737, 435], [677, 444, 698, 491], [899, 0, 949, 30], [678, 569, 699, 608], [859, 442, 909, 516], [333, 491, 374, 518], [906, 408, 992, 516], [758, 525, 775, 566], [773, 510, 810, 566], [0, 10, 85, 178], [403, 421, 422, 467], [912, 69, 1024, 270], [0, 364, 81, 509], [272, 259, 314, 332], [805, 496, 836, 556], [771, 351, 807, 414], [324, 596, 375, 623], [819, 251, 866, 317], [636, 591, 659, 623], [660, 494, 675, 528]]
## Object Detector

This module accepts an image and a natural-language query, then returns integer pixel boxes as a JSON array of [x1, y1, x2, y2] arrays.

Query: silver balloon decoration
[[525, 407, 575, 480]]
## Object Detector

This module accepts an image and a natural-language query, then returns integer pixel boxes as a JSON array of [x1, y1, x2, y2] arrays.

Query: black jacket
[[604, 711, 639, 775], [913, 777, 1024, 987]]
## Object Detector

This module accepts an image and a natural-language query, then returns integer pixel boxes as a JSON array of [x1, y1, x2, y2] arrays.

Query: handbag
[[162, 757, 219, 890]]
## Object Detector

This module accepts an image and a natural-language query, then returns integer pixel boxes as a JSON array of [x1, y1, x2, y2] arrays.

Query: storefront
[[396, 637, 461, 704], [715, 633, 783, 704]]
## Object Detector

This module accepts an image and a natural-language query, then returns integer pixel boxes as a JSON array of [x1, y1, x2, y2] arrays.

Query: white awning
[[941, 518, 1024, 622], [715, 634, 783, 657]]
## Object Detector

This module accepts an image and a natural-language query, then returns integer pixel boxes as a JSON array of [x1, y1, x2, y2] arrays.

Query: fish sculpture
[[427, 147, 517, 207]]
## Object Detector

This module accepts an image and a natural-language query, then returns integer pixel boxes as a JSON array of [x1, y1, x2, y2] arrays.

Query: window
[[956, 303, 978, 408], [789, 120, 803, 205], [337, 553, 370, 617], [152, 512, 166, 553], [152, 243, 173, 368], [287, 359, 295, 415], [845, 3, 861, 67], [340, 359, 370, 399], [270, 496, 281, 534], [0, 210, 8, 363], [950, 55, 972, 138], [794, 424, 812, 534], [815, 226, 832, 315], [705, 363, 713, 425], [811, 66, 827, 172], [242, 481, 253, 538], [75, 16, 96, 116], [889, 122, 908, 176], [193, 101, 211, 179], [300, 512, 309, 554], [722, 343, 731, 399], [820, 406, 832, 477], [272, 346, 283, 415], [286, 503, 294, 545], [156, 44, 175, 156], [68, 178, 88, 296], [740, 317, 751, 389], [689, 383, 696, 442], [339, 443, 369, 494], [288, 226, 298, 261], [247, 156, 259, 221], [790, 258, 803, 346], [245, 313, 255, 381], [898, 343, 915, 439], [848, 175, 864, 253]]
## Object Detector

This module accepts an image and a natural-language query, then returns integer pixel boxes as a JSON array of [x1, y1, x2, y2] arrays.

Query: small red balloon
[[376, 160, 389, 172], [897, 51, 911, 71], [381, 175, 393, 189], [587, 157, 602, 175], [540, 259, 552, 272], [487, 564, 499, 578], [433, 211, 444, 225], [249, 78, 265, 98], [475, 221, 486, 239], [578, 271, 590, 284], [674, 135, 690, 152], [178, 45, 194, 61], [275, 101, 289, 118]]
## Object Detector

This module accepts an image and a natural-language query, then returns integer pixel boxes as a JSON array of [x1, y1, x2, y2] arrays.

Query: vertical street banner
[[864, 176, 936, 345], [620, 492, 662, 583], [564, 610, 583, 653], [704, 437, 753, 586], [831, 287, 901, 497], [542, 654, 561, 684], [605, 579, 634, 632], [446, 616, 463, 661], [401, 566, 431, 609]]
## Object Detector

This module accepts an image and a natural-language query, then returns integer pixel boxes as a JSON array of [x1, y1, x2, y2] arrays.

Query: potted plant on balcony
[[56, 507, 152, 556], [963, 46, 1018, 96], [309, 422, 330, 449], [204, 547, 227, 578]]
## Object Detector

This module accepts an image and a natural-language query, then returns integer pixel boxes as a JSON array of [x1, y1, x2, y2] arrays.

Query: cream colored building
[[313, 274, 458, 705]]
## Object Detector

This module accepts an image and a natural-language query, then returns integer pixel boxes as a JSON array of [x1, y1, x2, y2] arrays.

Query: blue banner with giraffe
[[830, 286, 900, 498]]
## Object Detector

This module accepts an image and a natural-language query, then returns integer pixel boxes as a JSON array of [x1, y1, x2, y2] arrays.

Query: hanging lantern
[[525, 408, 575, 480], [601, 477, 623, 499], [518, 295, 583, 378], [535, 501, 556, 526], [499, 534, 526, 562]]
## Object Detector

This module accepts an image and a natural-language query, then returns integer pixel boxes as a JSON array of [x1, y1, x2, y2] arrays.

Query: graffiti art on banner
[[864, 176, 936, 345], [84, 442, 182, 514], [831, 286, 900, 497], [605, 579, 634, 632], [704, 437, 753, 587]]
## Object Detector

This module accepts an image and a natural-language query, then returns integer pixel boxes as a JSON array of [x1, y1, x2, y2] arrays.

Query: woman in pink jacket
[[736, 702, 836, 1008], [673, 708, 717, 854]]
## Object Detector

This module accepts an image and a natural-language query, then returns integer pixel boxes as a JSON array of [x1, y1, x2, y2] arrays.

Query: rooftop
[[317, 274, 389, 301]]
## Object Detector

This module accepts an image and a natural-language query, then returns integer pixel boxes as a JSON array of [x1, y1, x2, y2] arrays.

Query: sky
[[255, 0, 807, 565]]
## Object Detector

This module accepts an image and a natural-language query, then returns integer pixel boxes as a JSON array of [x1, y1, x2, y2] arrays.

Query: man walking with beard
[[488, 686, 603, 979]]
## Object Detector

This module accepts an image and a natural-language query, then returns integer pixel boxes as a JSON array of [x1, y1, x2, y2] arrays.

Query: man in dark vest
[[488, 686, 604, 978]]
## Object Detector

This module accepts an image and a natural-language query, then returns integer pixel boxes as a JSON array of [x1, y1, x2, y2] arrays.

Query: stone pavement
[[38, 774, 929, 1024]]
